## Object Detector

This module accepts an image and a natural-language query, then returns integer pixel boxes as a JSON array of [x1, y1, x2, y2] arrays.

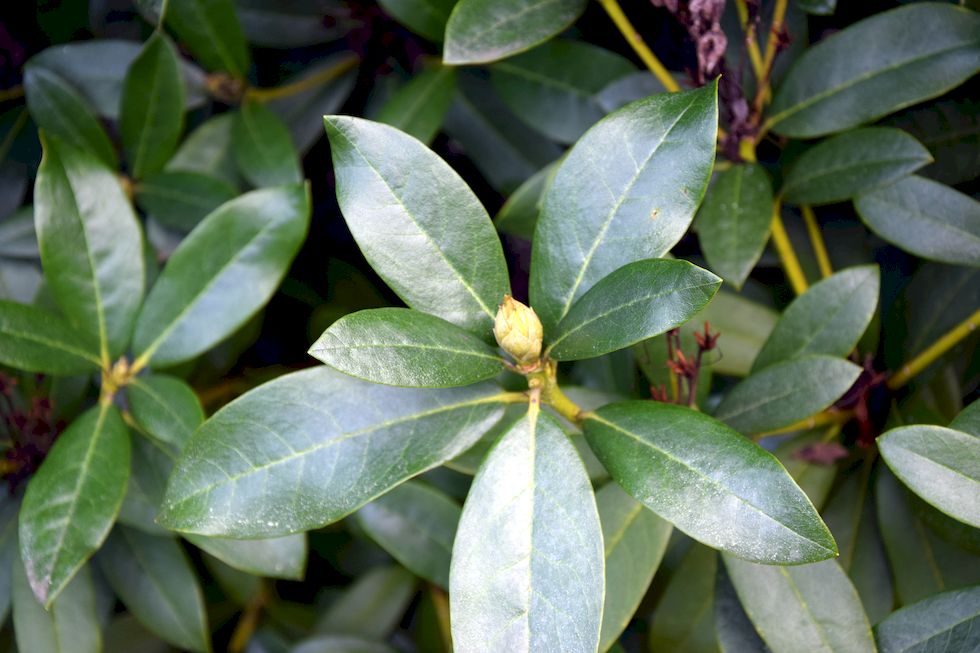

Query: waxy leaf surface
[[0, 300, 101, 375]]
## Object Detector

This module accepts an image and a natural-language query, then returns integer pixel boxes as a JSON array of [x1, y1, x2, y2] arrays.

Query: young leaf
[[355, 480, 460, 588], [546, 258, 721, 361], [443, 0, 588, 65], [324, 115, 510, 336], [873, 586, 980, 653], [530, 82, 718, 333], [376, 64, 456, 145], [127, 374, 204, 448], [766, 4, 980, 138], [134, 170, 238, 233], [450, 409, 604, 653], [724, 556, 876, 653], [583, 402, 837, 564], [878, 425, 980, 528], [12, 561, 100, 653], [377, 0, 456, 41], [648, 544, 718, 653], [34, 137, 145, 361], [696, 163, 774, 290], [0, 300, 101, 375], [309, 308, 505, 388], [132, 184, 309, 368], [120, 33, 185, 179], [714, 356, 861, 434], [159, 367, 507, 537], [19, 403, 130, 606], [854, 176, 980, 267], [186, 533, 307, 580], [98, 527, 210, 653], [752, 265, 880, 372], [232, 101, 303, 187], [164, 0, 250, 75], [781, 128, 931, 206]]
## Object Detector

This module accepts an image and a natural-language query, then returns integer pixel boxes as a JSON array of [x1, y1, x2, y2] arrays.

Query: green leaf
[[649, 543, 718, 653], [752, 265, 880, 372], [378, 0, 456, 41], [873, 586, 980, 653], [774, 431, 837, 511], [19, 403, 130, 606], [781, 128, 931, 206], [23, 67, 117, 168], [878, 425, 980, 528], [12, 561, 100, 653], [529, 82, 718, 333], [166, 114, 239, 185], [854, 175, 980, 267], [132, 184, 309, 368], [597, 482, 671, 653], [165, 0, 250, 75], [376, 64, 456, 145], [714, 356, 861, 434], [98, 527, 210, 653], [309, 308, 504, 388], [315, 565, 416, 638], [159, 367, 507, 537], [596, 71, 675, 113], [324, 115, 510, 336], [494, 160, 558, 240], [547, 259, 721, 361], [724, 556, 876, 653], [135, 170, 238, 232], [687, 291, 778, 377], [355, 480, 460, 588], [443, 0, 588, 65], [120, 33, 185, 179], [950, 399, 980, 438], [583, 402, 837, 564], [34, 136, 144, 362], [887, 99, 980, 186], [450, 409, 604, 653], [233, 101, 303, 187], [118, 434, 174, 535], [0, 300, 101, 375], [766, 4, 980, 138], [0, 500, 20, 623], [714, 564, 768, 653], [696, 163, 774, 290], [0, 206, 38, 259], [233, 0, 351, 48], [294, 636, 399, 653], [186, 532, 307, 580], [490, 40, 634, 143], [127, 375, 204, 448], [796, 0, 835, 16]]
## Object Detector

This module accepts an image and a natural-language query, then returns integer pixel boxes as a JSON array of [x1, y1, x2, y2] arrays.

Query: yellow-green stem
[[801, 205, 833, 278], [430, 586, 453, 652], [753, 409, 852, 440], [245, 54, 359, 102], [735, 0, 766, 82], [887, 308, 980, 390], [761, 0, 789, 79], [769, 198, 809, 295], [596, 0, 680, 93], [229, 582, 268, 652], [544, 383, 584, 423]]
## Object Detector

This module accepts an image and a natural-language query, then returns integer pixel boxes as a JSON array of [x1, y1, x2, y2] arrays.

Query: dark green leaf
[[166, 114, 239, 185], [233, 101, 303, 187], [887, 99, 980, 185], [443, 0, 588, 65], [324, 115, 509, 336], [315, 565, 416, 638], [378, 0, 456, 41], [547, 258, 721, 361], [132, 184, 309, 368], [781, 128, 931, 206], [0, 300, 101, 375], [127, 375, 204, 448], [494, 160, 558, 240], [187, 533, 307, 580], [12, 561, 100, 653], [696, 163, 773, 290], [234, 0, 351, 48], [767, 4, 980, 138], [530, 82, 718, 332], [450, 409, 603, 653], [135, 170, 238, 233], [165, 0, 250, 75], [715, 564, 769, 653], [118, 434, 174, 535], [376, 64, 456, 145], [873, 586, 980, 653], [596, 71, 675, 113], [649, 543, 718, 653], [714, 356, 861, 434], [950, 399, 980, 438], [584, 402, 837, 564]]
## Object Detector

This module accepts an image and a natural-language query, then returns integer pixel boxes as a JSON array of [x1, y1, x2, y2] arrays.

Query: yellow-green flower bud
[[494, 295, 543, 365]]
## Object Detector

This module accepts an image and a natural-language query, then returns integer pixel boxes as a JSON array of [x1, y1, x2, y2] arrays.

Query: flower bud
[[494, 295, 544, 365]]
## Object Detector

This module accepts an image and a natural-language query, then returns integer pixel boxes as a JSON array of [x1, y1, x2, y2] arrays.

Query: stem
[[596, 0, 680, 93], [801, 205, 833, 278], [0, 109, 29, 165], [887, 308, 980, 390], [0, 86, 24, 103], [543, 383, 584, 424], [769, 198, 809, 295], [753, 409, 853, 440], [245, 54, 359, 102], [430, 585, 453, 652], [229, 581, 268, 652], [735, 0, 766, 82], [761, 0, 788, 81]]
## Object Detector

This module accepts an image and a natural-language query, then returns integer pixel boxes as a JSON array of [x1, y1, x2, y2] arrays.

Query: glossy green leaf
[[443, 0, 588, 65], [950, 399, 980, 438], [724, 556, 875, 653], [378, 0, 456, 41], [120, 33, 185, 179], [781, 128, 931, 206], [696, 163, 773, 290], [854, 175, 980, 267], [12, 561, 100, 653], [874, 586, 980, 653], [714, 564, 768, 653], [187, 532, 307, 580], [767, 4, 980, 138], [597, 482, 671, 653], [324, 115, 509, 336], [34, 137, 144, 361], [547, 258, 721, 361], [494, 160, 557, 240], [530, 82, 718, 332], [584, 402, 837, 564], [649, 543, 718, 653], [135, 170, 238, 232], [19, 403, 130, 606], [752, 266, 880, 372], [127, 374, 204, 448], [355, 480, 460, 588], [233, 101, 303, 187], [98, 527, 209, 653], [878, 425, 980, 528], [450, 409, 604, 653], [315, 565, 416, 638], [132, 184, 309, 368], [715, 356, 861, 434], [0, 300, 101, 375], [309, 308, 504, 387], [887, 99, 980, 185], [376, 64, 456, 145], [159, 366, 507, 537], [166, 114, 239, 185], [165, 0, 250, 75], [490, 40, 634, 143]]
